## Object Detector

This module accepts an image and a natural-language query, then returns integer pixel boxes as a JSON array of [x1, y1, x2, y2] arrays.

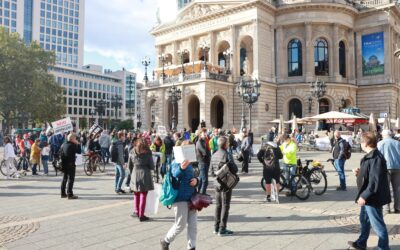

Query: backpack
[[110, 142, 118, 163], [159, 165, 179, 207], [215, 163, 240, 191], [262, 145, 276, 168], [343, 140, 352, 160]]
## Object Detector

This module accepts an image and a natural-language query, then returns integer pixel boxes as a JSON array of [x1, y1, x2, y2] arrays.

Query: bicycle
[[83, 150, 106, 176], [261, 164, 311, 200], [16, 155, 31, 172], [297, 159, 328, 195], [0, 158, 18, 176]]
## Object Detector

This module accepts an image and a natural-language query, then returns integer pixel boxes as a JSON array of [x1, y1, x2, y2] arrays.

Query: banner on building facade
[[52, 117, 74, 135], [362, 32, 384, 76]]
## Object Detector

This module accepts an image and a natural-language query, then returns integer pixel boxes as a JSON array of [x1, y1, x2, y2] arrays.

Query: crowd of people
[[2, 123, 400, 250]]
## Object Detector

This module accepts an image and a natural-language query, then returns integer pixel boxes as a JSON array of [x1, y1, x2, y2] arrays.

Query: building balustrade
[[275, 0, 394, 8]]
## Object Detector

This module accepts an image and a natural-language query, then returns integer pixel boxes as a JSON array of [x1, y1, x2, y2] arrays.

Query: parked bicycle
[[261, 164, 311, 200], [0, 158, 18, 176], [16, 154, 31, 172], [83, 150, 105, 176], [297, 159, 327, 195]]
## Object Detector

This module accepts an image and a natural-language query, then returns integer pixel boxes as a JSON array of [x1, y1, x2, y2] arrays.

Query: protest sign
[[51, 117, 73, 135], [173, 145, 197, 163]]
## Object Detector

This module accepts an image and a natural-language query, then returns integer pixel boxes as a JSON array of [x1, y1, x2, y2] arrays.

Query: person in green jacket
[[279, 134, 298, 189], [150, 136, 166, 166], [208, 128, 219, 153]]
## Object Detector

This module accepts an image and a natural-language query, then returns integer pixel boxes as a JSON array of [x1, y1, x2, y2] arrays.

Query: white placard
[[173, 145, 197, 163], [51, 117, 73, 135], [89, 123, 103, 136], [157, 125, 167, 138]]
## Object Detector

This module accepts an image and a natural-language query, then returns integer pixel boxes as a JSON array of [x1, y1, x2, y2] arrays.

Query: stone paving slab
[[1, 151, 400, 250]]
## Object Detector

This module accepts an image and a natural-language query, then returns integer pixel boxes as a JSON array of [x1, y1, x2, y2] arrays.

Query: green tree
[[117, 119, 134, 130], [0, 28, 65, 133], [79, 117, 88, 130]]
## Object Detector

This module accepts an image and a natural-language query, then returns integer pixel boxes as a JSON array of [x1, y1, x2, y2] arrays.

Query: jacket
[[356, 149, 391, 207], [257, 142, 283, 169], [150, 143, 166, 164], [115, 140, 125, 166], [128, 150, 154, 192], [171, 161, 197, 202], [163, 136, 174, 155], [332, 137, 345, 160], [241, 136, 252, 153], [210, 148, 238, 191], [30, 142, 41, 164], [209, 135, 219, 153], [61, 141, 82, 168], [196, 138, 210, 164], [280, 140, 298, 165], [99, 134, 111, 148], [4, 142, 16, 159], [377, 138, 400, 170]]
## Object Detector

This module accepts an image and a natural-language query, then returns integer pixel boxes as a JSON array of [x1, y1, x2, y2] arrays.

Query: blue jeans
[[334, 158, 346, 189], [42, 160, 49, 174], [282, 164, 297, 192], [356, 205, 389, 250], [115, 164, 125, 192], [162, 154, 173, 176], [198, 162, 209, 194], [101, 147, 110, 163]]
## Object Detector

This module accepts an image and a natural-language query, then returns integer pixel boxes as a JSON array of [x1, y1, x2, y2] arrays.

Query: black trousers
[[214, 189, 232, 231], [241, 151, 250, 173], [61, 166, 76, 196]]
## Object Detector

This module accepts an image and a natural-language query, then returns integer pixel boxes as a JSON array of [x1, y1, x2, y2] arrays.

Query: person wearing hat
[[378, 129, 400, 214], [30, 139, 41, 175]]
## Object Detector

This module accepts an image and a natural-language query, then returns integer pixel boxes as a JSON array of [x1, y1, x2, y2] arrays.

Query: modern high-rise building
[[0, 0, 85, 67]]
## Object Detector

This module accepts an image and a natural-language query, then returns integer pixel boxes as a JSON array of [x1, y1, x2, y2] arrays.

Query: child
[[3, 137, 19, 179], [41, 142, 50, 175]]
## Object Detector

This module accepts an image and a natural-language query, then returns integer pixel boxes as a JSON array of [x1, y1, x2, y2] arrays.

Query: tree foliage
[[0, 28, 65, 132]]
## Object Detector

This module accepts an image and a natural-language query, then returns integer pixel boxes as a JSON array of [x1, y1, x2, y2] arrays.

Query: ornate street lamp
[[167, 83, 182, 131], [200, 41, 209, 72], [177, 49, 188, 76], [126, 75, 135, 121], [141, 56, 151, 84], [308, 96, 314, 114], [95, 99, 107, 127], [310, 78, 326, 131], [237, 78, 261, 131], [111, 94, 123, 122], [223, 48, 233, 74], [137, 114, 141, 130], [159, 54, 166, 81]]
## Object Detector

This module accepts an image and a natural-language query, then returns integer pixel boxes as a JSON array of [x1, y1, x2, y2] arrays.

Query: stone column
[[178, 85, 185, 131], [332, 24, 340, 81], [210, 31, 216, 66], [230, 25, 237, 78], [252, 19, 259, 79], [305, 22, 314, 82], [190, 37, 196, 65], [348, 30, 355, 81], [173, 41, 178, 65], [384, 25, 391, 81], [276, 26, 284, 82]]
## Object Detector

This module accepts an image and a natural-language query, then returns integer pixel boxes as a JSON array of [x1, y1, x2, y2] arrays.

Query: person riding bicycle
[[257, 141, 283, 202], [280, 134, 298, 195], [86, 134, 101, 169]]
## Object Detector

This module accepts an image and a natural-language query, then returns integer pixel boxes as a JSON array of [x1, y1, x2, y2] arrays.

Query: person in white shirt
[[41, 142, 51, 175], [3, 137, 19, 179]]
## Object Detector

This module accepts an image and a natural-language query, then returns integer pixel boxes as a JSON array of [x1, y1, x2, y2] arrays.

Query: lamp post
[[126, 75, 135, 123], [237, 78, 261, 131], [137, 114, 141, 130], [310, 78, 326, 130], [141, 56, 150, 84], [308, 96, 314, 114], [200, 41, 209, 72], [159, 54, 166, 81], [95, 100, 107, 127], [167, 84, 182, 131], [177, 49, 188, 76], [223, 48, 233, 74], [111, 94, 123, 123]]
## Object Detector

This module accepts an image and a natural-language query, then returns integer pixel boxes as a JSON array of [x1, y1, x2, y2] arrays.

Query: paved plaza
[[1, 150, 400, 250]]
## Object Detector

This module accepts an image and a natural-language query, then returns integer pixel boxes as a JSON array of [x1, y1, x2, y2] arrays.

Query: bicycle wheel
[[260, 177, 266, 191], [83, 159, 93, 176], [0, 161, 7, 176], [97, 158, 106, 173], [279, 174, 286, 192], [309, 168, 327, 195], [290, 174, 311, 200]]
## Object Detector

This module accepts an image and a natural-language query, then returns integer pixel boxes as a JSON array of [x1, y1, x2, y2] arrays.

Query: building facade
[[141, 0, 400, 135], [0, 0, 85, 67]]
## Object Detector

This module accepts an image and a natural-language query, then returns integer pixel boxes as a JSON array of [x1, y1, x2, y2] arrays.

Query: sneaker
[[347, 241, 366, 250], [139, 216, 150, 222], [336, 186, 347, 191], [213, 229, 219, 234], [116, 190, 125, 194], [160, 239, 169, 250], [130, 212, 138, 218], [265, 196, 271, 202], [61, 194, 68, 198], [68, 195, 78, 200], [218, 229, 234, 236]]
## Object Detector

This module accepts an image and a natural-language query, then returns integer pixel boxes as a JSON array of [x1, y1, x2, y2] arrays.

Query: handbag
[[188, 193, 212, 211], [236, 152, 244, 162], [215, 163, 240, 191]]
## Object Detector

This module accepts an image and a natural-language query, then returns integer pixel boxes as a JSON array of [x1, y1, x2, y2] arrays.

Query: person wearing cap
[[378, 129, 400, 214], [280, 133, 298, 192], [30, 139, 41, 175], [60, 133, 81, 199]]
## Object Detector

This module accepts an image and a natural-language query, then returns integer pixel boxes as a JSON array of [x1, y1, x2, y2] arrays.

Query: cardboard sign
[[173, 145, 197, 163], [89, 123, 103, 136], [52, 117, 73, 135], [157, 125, 167, 138]]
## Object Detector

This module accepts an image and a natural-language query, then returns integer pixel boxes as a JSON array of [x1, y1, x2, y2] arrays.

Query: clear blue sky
[[84, 0, 166, 81]]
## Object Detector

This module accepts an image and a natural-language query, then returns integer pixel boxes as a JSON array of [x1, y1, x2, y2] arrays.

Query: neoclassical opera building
[[140, 0, 400, 135]]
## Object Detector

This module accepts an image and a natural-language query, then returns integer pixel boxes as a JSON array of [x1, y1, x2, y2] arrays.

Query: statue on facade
[[243, 57, 250, 76]]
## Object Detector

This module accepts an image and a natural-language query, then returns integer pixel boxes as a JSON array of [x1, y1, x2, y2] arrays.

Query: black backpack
[[110, 142, 118, 163], [342, 140, 352, 160], [263, 145, 276, 168]]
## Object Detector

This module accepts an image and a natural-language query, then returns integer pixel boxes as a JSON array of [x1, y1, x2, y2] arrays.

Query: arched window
[[319, 98, 330, 114], [218, 52, 225, 68], [314, 38, 329, 76], [339, 41, 346, 77], [288, 98, 303, 119], [288, 39, 302, 77], [240, 48, 246, 76]]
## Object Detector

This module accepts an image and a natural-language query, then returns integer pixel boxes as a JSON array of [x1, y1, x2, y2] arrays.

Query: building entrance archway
[[187, 96, 200, 131], [288, 98, 303, 119], [210, 96, 224, 128]]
